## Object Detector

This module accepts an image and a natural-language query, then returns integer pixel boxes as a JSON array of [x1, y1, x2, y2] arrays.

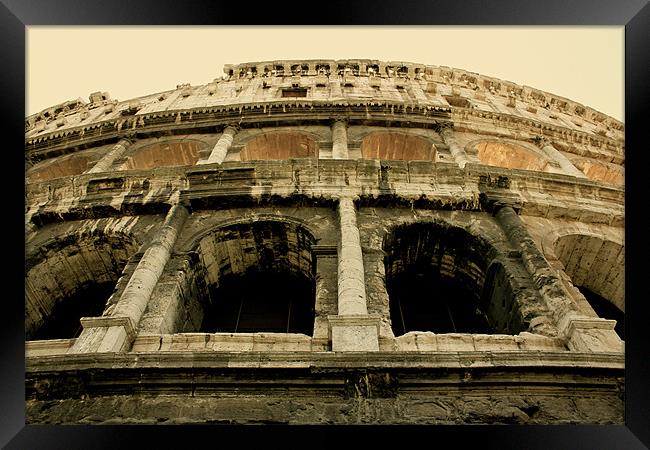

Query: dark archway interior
[[201, 270, 314, 334], [28, 281, 115, 341], [384, 222, 507, 337], [26, 234, 139, 341], [195, 220, 317, 335], [579, 286, 625, 340], [388, 271, 491, 336]]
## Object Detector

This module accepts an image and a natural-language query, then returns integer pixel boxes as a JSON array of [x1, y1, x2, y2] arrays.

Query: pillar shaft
[[337, 197, 367, 315], [494, 205, 579, 325], [87, 138, 131, 173], [199, 126, 238, 165], [331, 120, 349, 159], [69, 203, 189, 354], [539, 142, 587, 178], [111, 203, 189, 327], [440, 128, 469, 168]]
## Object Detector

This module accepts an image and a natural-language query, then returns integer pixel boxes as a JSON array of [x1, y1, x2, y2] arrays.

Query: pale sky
[[26, 26, 624, 121]]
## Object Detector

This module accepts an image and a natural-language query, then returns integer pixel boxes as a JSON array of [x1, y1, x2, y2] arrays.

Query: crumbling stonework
[[25, 59, 624, 424]]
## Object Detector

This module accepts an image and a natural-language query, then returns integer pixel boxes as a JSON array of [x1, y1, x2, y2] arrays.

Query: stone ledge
[[25, 338, 76, 357], [25, 349, 624, 373]]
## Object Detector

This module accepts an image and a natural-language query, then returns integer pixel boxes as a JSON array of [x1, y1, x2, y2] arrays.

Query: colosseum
[[25, 59, 624, 424]]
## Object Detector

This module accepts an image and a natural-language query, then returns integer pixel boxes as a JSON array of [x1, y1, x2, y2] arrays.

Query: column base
[[328, 314, 381, 352], [560, 316, 623, 352], [67, 316, 136, 354]]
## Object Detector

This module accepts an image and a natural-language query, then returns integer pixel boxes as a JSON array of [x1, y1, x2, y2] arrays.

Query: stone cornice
[[28, 59, 623, 143], [25, 349, 624, 373], [25, 100, 452, 159], [452, 108, 624, 156], [25, 159, 624, 230], [25, 99, 623, 167]]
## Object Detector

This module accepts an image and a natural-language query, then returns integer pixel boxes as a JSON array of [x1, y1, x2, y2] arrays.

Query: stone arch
[[239, 131, 319, 161], [122, 139, 205, 170], [382, 220, 529, 336], [360, 131, 436, 161], [25, 231, 140, 340], [571, 158, 624, 185], [188, 219, 318, 335], [26, 151, 95, 183], [469, 138, 551, 172], [541, 227, 624, 338]]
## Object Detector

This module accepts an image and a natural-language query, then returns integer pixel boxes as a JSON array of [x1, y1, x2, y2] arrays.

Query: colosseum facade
[[25, 59, 625, 424]]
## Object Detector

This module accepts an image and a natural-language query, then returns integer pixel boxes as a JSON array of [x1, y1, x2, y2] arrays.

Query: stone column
[[198, 125, 238, 165], [536, 138, 587, 178], [86, 138, 132, 173], [494, 205, 622, 352], [69, 202, 189, 353], [439, 127, 469, 168], [331, 120, 349, 159], [329, 197, 380, 351]]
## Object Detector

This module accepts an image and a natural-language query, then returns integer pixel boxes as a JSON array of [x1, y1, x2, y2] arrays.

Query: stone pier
[[329, 196, 380, 351]]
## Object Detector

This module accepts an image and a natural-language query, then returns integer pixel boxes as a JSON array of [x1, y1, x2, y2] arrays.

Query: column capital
[[532, 135, 552, 148], [438, 123, 455, 134], [223, 123, 240, 133], [336, 194, 360, 203]]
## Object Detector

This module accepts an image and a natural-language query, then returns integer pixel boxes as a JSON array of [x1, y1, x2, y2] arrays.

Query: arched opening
[[475, 141, 549, 172], [383, 222, 525, 336], [572, 159, 624, 185], [554, 234, 624, 339], [360, 132, 435, 161], [25, 233, 139, 340], [239, 132, 318, 161], [27, 153, 92, 183], [123, 140, 203, 170], [194, 220, 316, 335]]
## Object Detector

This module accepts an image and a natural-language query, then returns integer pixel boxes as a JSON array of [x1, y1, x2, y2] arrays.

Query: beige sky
[[26, 26, 624, 121]]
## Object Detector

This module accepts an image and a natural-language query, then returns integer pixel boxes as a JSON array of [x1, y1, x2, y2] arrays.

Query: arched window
[[361, 132, 435, 161], [383, 222, 526, 336], [27, 152, 92, 183], [25, 233, 139, 340], [572, 159, 624, 185], [239, 132, 318, 161], [193, 220, 317, 335], [554, 234, 624, 339], [122, 140, 203, 170]]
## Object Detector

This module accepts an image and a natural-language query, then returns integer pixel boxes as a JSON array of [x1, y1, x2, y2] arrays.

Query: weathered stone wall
[[24, 59, 624, 425]]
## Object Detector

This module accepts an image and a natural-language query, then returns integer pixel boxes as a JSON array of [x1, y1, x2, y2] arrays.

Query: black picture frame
[[4, 1, 649, 448]]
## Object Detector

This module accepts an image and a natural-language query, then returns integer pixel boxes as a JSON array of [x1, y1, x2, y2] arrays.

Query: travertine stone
[[112, 203, 189, 326], [24, 59, 625, 425], [560, 316, 624, 352], [198, 125, 238, 165], [440, 127, 470, 168], [538, 140, 587, 178], [70, 204, 189, 353], [86, 138, 132, 173], [331, 120, 349, 159], [328, 315, 381, 352], [336, 197, 367, 315], [494, 206, 582, 330]]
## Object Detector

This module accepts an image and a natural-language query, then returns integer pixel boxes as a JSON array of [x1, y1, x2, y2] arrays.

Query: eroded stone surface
[[24, 59, 624, 424]]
